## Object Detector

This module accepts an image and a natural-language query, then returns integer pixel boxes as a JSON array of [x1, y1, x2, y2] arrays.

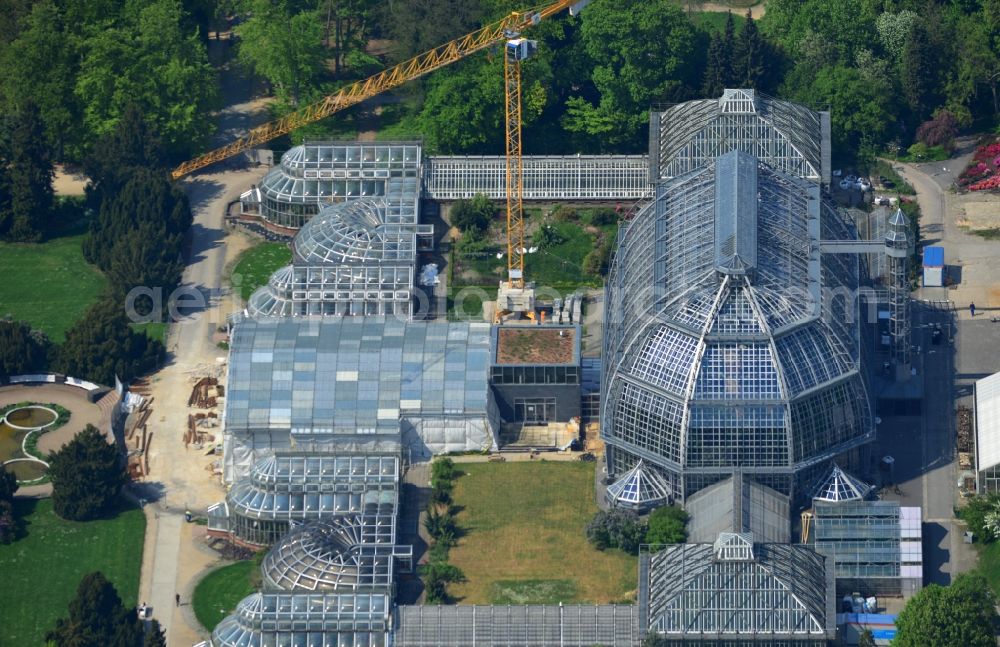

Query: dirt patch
[[954, 195, 1000, 231], [496, 327, 575, 365]]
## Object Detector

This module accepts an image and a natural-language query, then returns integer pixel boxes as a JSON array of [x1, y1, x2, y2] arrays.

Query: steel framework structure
[[640, 534, 835, 643], [504, 40, 526, 288], [423, 154, 651, 201], [601, 90, 873, 504]]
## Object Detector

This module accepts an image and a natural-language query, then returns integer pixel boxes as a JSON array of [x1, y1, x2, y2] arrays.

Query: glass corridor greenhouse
[[602, 89, 873, 504]]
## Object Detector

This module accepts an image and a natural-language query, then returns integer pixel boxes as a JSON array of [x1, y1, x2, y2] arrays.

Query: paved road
[[137, 36, 271, 646]]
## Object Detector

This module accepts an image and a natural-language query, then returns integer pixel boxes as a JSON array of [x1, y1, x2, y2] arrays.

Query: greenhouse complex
[[199, 90, 897, 646]]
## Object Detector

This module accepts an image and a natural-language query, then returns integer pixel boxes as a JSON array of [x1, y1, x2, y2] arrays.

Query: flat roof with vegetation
[[494, 327, 577, 366]]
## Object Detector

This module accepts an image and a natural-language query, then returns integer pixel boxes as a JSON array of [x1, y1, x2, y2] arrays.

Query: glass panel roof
[[225, 317, 491, 433]]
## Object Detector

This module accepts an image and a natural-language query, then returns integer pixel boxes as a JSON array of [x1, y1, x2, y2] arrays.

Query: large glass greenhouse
[[602, 89, 873, 504], [240, 142, 422, 229], [246, 199, 432, 319], [640, 533, 836, 645], [208, 452, 400, 546], [222, 317, 497, 482]]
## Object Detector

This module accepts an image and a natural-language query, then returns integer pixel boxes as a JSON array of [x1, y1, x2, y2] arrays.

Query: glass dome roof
[[262, 517, 398, 592], [293, 199, 414, 265], [605, 460, 670, 512]]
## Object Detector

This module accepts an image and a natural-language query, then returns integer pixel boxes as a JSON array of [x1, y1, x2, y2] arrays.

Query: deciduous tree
[[894, 572, 997, 647], [236, 0, 325, 106], [48, 424, 128, 521]]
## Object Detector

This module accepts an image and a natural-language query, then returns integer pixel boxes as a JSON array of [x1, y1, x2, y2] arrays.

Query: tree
[[857, 628, 876, 647], [901, 20, 940, 122], [84, 105, 167, 205], [430, 457, 457, 484], [236, 0, 325, 106], [450, 194, 495, 239], [2, 100, 54, 241], [0, 463, 17, 543], [420, 561, 465, 604], [48, 424, 127, 521], [734, 10, 765, 89], [84, 168, 192, 296], [645, 505, 688, 546], [56, 299, 164, 387], [720, 11, 737, 87], [144, 619, 167, 647], [0, 0, 82, 158], [958, 493, 1000, 541], [568, 0, 698, 149], [916, 110, 959, 151], [75, 0, 217, 156], [894, 572, 998, 647], [0, 319, 50, 379], [384, 0, 482, 59], [586, 509, 646, 554], [701, 33, 727, 98], [46, 571, 143, 647], [782, 64, 895, 160]]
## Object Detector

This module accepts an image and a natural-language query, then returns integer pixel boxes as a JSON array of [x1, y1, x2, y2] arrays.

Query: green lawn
[[0, 498, 145, 646], [975, 541, 1000, 596], [0, 233, 107, 342], [448, 462, 638, 604], [230, 242, 292, 301], [193, 560, 257, 632]]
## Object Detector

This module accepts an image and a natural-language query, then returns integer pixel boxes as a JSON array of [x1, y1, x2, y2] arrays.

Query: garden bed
[[957, 139, 1000, 191]]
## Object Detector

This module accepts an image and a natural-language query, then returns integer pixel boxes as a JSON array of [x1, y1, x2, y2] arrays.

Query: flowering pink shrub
[[959, 139, 1000, 191]]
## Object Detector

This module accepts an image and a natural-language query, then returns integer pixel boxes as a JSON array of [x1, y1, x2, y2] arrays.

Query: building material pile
[[957, 405, 973, 453], [189, 377, 221, 408]]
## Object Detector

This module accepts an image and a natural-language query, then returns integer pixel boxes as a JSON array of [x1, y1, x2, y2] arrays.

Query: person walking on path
[[970, 302, 976, 317], [175, 593, 180, 606]]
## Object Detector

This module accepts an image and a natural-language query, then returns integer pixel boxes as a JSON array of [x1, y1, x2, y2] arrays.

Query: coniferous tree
[[143, 619, 167, 647], [56, 299, 164, 386], [901, 21, 939, 122], [84, 104, 166, 207], [0, 319, 50, 378], [3, 100, 54, 241], [0, 463, 17, 543], [735, 9, 765, 89], [720, 11, 737, 87], [83, 168, 191, 297], [46, 571, 143, 647], [48, 424, 127, 521], [702, 33, 727, 97]]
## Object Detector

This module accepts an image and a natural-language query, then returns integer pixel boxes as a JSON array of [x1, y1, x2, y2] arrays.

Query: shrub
[[959, 494, 1000, 541], [586, 509, 646, 554], [645, 505, 689, 546], [532, 224, 565, 249], [915, 110, 959, 151], [583, 240, 615, 277], [551, 206, 577, 222], [431, 457, 457, 483], [588, 208, 619, 227], [451, 194, 495, 239], [421, 561, 466, 604]]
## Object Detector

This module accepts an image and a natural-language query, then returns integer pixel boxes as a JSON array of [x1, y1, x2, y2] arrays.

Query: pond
[[0, 422, 28, 463]]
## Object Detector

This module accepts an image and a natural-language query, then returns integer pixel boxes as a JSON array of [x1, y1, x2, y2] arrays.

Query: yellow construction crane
[[170, 0, 589, 180]]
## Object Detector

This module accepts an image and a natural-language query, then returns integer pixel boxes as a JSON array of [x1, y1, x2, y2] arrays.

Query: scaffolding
[[601, 91, 872, 505]]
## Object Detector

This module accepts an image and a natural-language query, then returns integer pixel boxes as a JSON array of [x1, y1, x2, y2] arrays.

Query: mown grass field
[[192, 560, 257, 632], [231, 242, 292, 301], [0, 233, 107, 342], [447, 462, 638, 604], [0, 498, 145, 646]]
